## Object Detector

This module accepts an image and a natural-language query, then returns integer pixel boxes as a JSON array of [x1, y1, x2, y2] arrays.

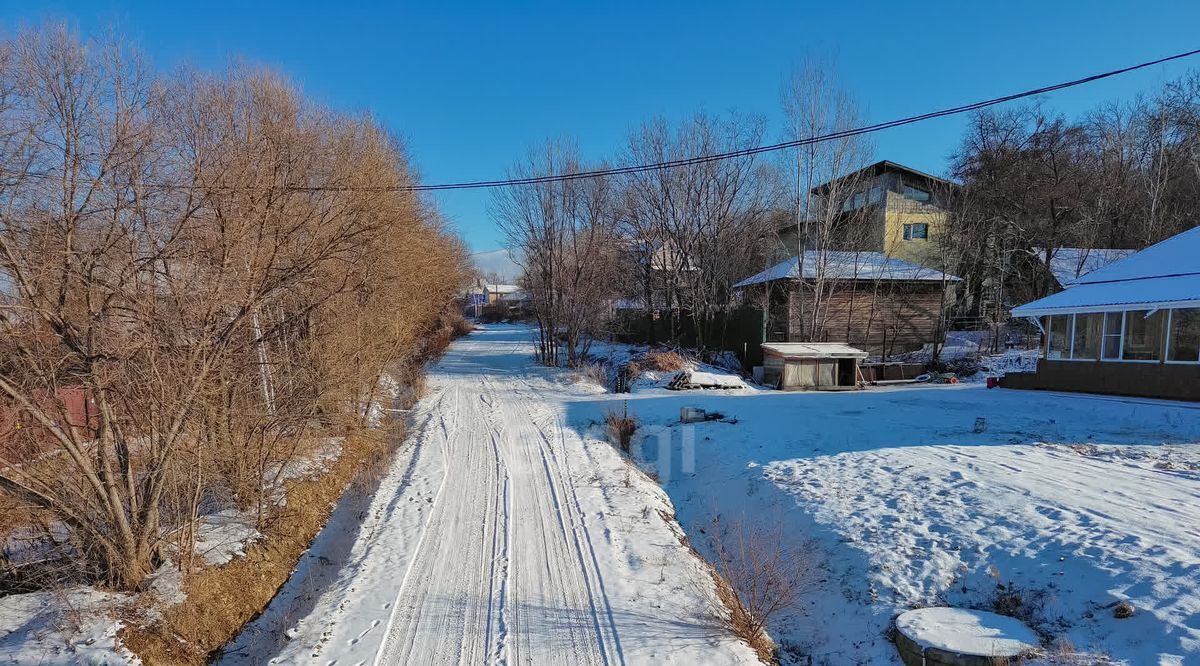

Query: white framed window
[[1102, 312, 1123, 360], [1122, 309, 1165, 361], [1070, 312, 1101, 360], [1167, 308, 1200, 363], [1046, 315, 1071, 359]]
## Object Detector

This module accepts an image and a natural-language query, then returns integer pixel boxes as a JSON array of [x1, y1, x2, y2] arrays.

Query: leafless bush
[[604, 403, 637, 453], [639, 350, 689, 372], [708, 515, 810, 662]]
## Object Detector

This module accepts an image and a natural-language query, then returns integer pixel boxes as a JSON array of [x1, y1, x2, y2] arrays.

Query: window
[[903, 223, 929, 241], [1122, 309, 1165, 361], [1167, 308, 1200, 363], [1071, 313, 1101, 360], [1102, 312, 1123, 360], [902, 184, 930, 202], [1046, 315, 1071, 359]]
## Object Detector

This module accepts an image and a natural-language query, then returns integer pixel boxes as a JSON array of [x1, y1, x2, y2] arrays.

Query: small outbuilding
[[761, 342, 868, 390]]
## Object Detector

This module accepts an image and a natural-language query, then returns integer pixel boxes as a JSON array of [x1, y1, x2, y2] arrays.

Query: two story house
[[777, 160, 954, 267]]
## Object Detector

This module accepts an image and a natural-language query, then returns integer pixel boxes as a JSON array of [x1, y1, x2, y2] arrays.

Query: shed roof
[[734, 251, 959, 288], [1012, 226, 1200, 317], [761, 342, 869, 359]]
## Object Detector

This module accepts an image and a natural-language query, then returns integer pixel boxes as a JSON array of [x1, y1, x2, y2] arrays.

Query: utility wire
[[5, 47, 1200, 194], [407, 46, 1200, 192]]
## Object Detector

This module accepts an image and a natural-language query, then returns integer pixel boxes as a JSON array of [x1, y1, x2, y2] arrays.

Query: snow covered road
[[225, 325, 756, 665]]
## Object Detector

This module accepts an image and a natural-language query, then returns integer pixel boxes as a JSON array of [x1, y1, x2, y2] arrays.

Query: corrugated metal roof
[[761, 342, 869, 359], [1012, 227, 1200, 316], [734, 251, 959, 288]]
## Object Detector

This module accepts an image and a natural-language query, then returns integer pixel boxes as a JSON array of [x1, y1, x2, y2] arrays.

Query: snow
[[895, 607, 1039, 657], [226, 325, 758, 665], [1015, 227, 1200, 316], [1034, 247, 1135, 287], [734, 250, 959, 288], [762, 342, 869, 359], [0, 588, 138, 665], [193, 509, 264, 567], [564, 377, 1200, 664], [669, 369, 747, 390]]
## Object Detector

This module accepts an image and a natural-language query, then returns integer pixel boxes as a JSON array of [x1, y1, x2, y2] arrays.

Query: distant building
[[735, 251, 960, 356], [776, 160, 954, 267], [1033, 247, 1137, 289], [1007, 226, 1200, 401]]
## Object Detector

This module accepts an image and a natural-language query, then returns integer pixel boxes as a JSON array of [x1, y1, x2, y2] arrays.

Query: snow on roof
[[1034, 247, 1136, 287], [486, 284, 521, 294], [761, 342, 869, 359], [1013, 226, 1200, 316], [734, 251, 958, 288]]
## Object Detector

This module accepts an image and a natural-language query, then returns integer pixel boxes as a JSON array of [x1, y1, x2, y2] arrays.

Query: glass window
[[903, 184, 930, 202], [1102, 312, 1123, 360], [1071, 313, 1101, 360], [1167, 308, 1200, 362], [1122, 309, 1165, 361], [1046, 315, 1071, 359], [902, 223, 929, 241]]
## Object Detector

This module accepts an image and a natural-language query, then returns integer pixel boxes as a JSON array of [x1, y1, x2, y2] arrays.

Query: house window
[[1122, 309, 1165, 361], [1102, 312, 1123, 360], [1167, 308, 1200, 363], [902, 184, 930, 202], [903, 223, 929, 240], [1046, 315, 1071, 359], [1071, 313, 1101, 360]]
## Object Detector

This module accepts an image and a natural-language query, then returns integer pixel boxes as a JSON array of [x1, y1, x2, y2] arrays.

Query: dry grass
[[604, 403, 637, 453], [706, 515, 813, 664], [119, 426, 397, 664], [639, 350, 688, 372]]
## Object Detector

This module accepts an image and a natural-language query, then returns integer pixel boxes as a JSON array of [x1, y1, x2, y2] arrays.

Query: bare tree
[[0, 26, 467, 590], [779, 57, 876, 342], [492, 139, 620, 366]]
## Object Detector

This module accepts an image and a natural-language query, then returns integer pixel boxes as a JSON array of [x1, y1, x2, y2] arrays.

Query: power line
[[4, 47, 1200, 194], [403, 46, 1200, 192]]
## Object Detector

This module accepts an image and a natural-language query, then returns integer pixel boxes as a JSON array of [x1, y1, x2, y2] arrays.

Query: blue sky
[[3, 2, 1199, 251]]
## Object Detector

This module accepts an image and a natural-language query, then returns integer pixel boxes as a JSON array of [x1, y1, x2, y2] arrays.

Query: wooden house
[[735, 251, 960, 356]]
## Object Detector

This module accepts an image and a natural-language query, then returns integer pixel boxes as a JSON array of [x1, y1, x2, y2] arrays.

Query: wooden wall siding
[[1002, 360, 1200, 402], [785, 281, 946, 355]]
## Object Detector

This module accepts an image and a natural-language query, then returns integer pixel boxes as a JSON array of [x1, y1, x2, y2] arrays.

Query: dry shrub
[[708, 515, 810, 663], [640, 350, 689, 372], [449, 313, 476, 338], [120, 429, 391, 665], [574, 362, 609, 388], [604, 403, 637, 453], [989, 581, 1048, 627]]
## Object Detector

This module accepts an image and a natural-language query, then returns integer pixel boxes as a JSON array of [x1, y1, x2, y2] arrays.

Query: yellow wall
[[883, 208, 946, 266]]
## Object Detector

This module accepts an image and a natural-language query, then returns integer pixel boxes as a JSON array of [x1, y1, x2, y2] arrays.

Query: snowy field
[[560, 379, 1200, 664]]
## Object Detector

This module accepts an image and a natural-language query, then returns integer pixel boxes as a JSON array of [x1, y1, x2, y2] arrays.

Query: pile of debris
[[667, 369, 746, 391]]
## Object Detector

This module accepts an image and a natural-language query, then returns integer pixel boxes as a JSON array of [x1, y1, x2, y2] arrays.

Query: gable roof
[[734, 251, 959, 288], [812, 160, 956, 195], [1012, 226, 1200, 316], [1033, 247, 1137, 287]]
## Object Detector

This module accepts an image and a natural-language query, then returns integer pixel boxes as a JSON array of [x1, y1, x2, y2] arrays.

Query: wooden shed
[[761, 342, 868, 390]]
